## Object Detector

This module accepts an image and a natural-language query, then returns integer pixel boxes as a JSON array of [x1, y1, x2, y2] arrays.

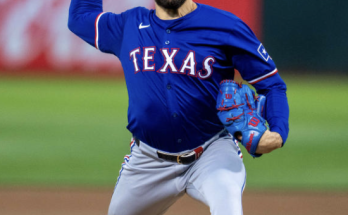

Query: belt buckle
[[178, 151, 196, 165], [177, 156, 182, 164]]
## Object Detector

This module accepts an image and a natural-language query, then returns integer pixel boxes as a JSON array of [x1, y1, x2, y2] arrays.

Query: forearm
[[68, 0, 104, 46], [256, 130, 282, 154], [264, 86, 289, 144], [253, 74, 290, 145]]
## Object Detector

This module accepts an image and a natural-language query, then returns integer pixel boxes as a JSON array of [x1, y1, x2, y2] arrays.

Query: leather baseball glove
[[216, 80, 267, 157]]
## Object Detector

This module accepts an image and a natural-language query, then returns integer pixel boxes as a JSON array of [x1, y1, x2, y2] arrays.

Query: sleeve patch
[[257, 43, 271, 62]]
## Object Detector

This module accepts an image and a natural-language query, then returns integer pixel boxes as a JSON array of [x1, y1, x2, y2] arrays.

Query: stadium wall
[[263, 0, 348, 74], [0, 0, 261, 76]]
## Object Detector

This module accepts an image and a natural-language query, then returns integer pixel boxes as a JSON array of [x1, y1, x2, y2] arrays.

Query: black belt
[[157, 147, 204, 165], [134, 130, 228, 165], [134, 137, 204, 165]]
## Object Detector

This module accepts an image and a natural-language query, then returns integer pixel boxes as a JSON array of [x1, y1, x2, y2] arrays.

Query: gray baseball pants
[[108, 132, 246, 215]]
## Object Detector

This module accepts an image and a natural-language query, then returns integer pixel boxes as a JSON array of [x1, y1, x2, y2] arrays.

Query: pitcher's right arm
[[68, 0, 126, 55]]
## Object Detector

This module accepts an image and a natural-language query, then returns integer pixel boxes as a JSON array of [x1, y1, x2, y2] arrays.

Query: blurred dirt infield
[[1, 188, 348, 215]]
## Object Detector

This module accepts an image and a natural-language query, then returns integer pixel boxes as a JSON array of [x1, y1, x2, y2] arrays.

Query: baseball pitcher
[[68, 0, 289, 214]]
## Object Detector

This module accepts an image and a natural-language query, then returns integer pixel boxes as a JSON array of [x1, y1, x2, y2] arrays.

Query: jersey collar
[[151, 3, 202, 29]]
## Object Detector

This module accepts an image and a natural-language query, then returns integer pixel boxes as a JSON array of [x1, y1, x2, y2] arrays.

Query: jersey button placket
[[164, 26, 181, 145], [164, 27, 171, 45]]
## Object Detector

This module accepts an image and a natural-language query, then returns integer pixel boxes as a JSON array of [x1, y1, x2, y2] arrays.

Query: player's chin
[[155, 0, 187, 10]]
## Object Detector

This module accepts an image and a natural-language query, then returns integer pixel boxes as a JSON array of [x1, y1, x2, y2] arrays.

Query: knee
[[108, 197, 127, 215], [204, 170, 244, 193], [108, 205, 130, 215], [200, 170, 244, 209], [108, 203, 118, 215]]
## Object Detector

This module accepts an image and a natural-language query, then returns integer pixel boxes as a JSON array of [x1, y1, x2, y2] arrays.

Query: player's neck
[[155, 0, 197, 20]]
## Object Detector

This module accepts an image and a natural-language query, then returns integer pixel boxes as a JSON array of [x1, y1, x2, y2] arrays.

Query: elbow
[[255, 73, 287, 95], [267, 74, 287, 92], [67, 3, 80, 34], [270, 81, 287, 93], [67, 9, 83, 34], [67, 14, 77, 33]]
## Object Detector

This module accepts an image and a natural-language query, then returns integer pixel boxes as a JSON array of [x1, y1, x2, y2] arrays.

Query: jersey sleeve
[[229, 19, 277, 83], [254, 74, 290, 144], [229, 19, 290, 144], [95, 12, 126, 55], [68, 0, 127, 56]]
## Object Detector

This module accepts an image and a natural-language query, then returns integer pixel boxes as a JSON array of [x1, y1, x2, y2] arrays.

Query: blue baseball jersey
[[69, 0, 289, 153]]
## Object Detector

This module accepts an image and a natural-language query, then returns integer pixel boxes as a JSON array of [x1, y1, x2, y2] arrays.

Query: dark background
[[263, 0, 348, 74]]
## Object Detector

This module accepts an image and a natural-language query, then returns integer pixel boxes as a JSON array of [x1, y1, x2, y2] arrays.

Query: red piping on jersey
[[95, 12, 105, 50], [248, 69, 278, 84]]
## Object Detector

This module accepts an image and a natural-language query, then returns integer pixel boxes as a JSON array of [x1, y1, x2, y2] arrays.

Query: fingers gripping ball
[[216, 80, 268, 157]]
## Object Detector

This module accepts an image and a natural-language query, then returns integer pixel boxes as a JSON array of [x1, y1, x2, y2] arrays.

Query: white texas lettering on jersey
[[130, 47, 215, 80], [199, 56, 216, 79], [130, 48, 141, 73], [158, 48, 179, 73], [143, 47, 156, 71], [179, 51, 196, 76]]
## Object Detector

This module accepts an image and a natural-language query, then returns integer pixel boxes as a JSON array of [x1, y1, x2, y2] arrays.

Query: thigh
[[186, 136, 246, 215], [108, 142, 185, 215]]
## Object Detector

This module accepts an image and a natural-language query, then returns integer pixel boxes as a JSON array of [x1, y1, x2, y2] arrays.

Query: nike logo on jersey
[[139, 23, 151, 29]]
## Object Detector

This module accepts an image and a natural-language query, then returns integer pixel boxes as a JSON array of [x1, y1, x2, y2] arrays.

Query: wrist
[[271, 126, 288, 145], [273, 132, 283, 149], [256, 131, 283, 154]]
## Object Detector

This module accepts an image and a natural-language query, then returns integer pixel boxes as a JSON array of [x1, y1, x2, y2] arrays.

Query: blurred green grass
[[0, 76, 347, 190]]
